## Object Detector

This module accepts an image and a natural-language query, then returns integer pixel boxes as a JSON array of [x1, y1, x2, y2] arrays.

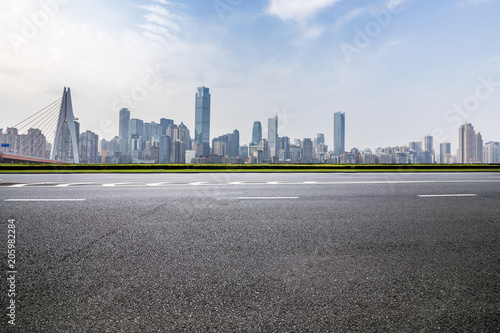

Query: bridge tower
[[51, 87, 80, 163]]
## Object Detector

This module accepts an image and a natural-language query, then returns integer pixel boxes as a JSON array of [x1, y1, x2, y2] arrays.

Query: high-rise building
[[213, 140, 226, 156], [439, 142, 451, 164], [195, 86, 211, 155], [160, 118, 174, 136], [130, 119, 144, 136], [459, 123, 483, 164], [171, 140, 185, 163], [484, 142, 500, 164], [80, 130, 99, 163], [119, 108, 130, 155], [228, 129, 240, 157], [268, 115, 278, 159], [259, 139, 269, 162], [280, 136, 290, 161], [151, 121, 162, 137], [476, 132, 483, 163], [159, 135, 171, 164], [334, 112, 345, 156], [314, 133, 325, 158], [302, 138, 313, 161], [422, 135, 434, 163], [252, 121, 262, 146], [239, 145, 249, 159], [409, 141, 422, 163], [177, 122, 192, 152]]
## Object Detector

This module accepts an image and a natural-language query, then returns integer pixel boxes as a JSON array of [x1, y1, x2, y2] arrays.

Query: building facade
[[334, 112, 345, 156], [195, 87, 211, 155]]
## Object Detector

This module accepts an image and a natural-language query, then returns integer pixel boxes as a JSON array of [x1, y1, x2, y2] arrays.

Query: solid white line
[[303, 181, 318, 184], [418, 194, 478, 198], [189, 182, 206, 186], [238, 197, 299, 200], [267, 182, 279, 184], [4, 199, 86, 202]]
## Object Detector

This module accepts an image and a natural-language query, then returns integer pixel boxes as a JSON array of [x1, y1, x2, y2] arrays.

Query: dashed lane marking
[[238, 197, 299, 200], [4, 199, 86, 202], [418, 194, 478, 198]]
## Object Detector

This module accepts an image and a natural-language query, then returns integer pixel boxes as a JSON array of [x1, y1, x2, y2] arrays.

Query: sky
[[1, 0, 499, 152]]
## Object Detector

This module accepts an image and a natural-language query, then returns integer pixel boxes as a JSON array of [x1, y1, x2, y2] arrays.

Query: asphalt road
[[1, 173, 499, 332]]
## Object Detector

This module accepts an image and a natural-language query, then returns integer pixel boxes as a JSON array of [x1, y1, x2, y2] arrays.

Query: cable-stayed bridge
[[0, 87, 79, 164]]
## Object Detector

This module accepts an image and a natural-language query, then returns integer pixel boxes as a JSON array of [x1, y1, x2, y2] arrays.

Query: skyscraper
[[334, 112, 345, 156], [302, 138, 313, 161], [280, 136, 290, 161], [252, 121, 262, 145], [459, 123, 482, 164], [119, 108, 130, 155], [159, 135, 171, 164], [268, 115, 278, 159], [79, 130, 99, 164], [476, 132, 483, 163], [422, 135, 434, 163], [484, 142, 500, 163], [195, 87, 211, 155], [160, 118, 174, 136], [228, 129, 240, 157], [129, 119, 144, 137], [439, 142, 451, 164]]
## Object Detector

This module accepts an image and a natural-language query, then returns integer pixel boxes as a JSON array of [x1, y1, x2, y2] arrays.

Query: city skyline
[[1, 84, 499, 164], [1, 1, 499, 152]]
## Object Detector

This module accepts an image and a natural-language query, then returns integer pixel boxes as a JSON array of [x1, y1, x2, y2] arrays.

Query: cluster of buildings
[[1, 86, 499, 165], [0, 123, 100, 164]]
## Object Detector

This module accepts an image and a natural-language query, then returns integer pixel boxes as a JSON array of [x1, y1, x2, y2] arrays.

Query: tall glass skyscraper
[[268, 115, 278, 158], [252, 121, 262, 146], [119, 108, 130, 155], [334, 112, 345, 156], [195, 87, 211, 155]]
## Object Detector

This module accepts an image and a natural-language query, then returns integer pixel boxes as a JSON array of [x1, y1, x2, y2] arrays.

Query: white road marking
[[147, 182, 170, 186], [9, 182, 58, 187], [238, 197, 299, 200], [55, 182, 98, 187], [4, 179, 500, 188], [418, 194, 478, 198], [4, 199, 86, 202]]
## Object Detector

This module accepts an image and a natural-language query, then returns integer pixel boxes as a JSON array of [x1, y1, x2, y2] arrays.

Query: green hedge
[[1, 163, 500, 172]]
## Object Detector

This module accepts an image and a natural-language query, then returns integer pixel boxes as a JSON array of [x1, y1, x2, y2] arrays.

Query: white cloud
[[266, 0, 341, 25], [138, 1, 186, 43]]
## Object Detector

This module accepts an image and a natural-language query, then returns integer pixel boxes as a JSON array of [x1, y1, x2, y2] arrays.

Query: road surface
[[1, 172, 499, 331]]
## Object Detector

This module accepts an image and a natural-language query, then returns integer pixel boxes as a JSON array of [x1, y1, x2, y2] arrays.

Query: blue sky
[[1, 0, 499, 152]]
